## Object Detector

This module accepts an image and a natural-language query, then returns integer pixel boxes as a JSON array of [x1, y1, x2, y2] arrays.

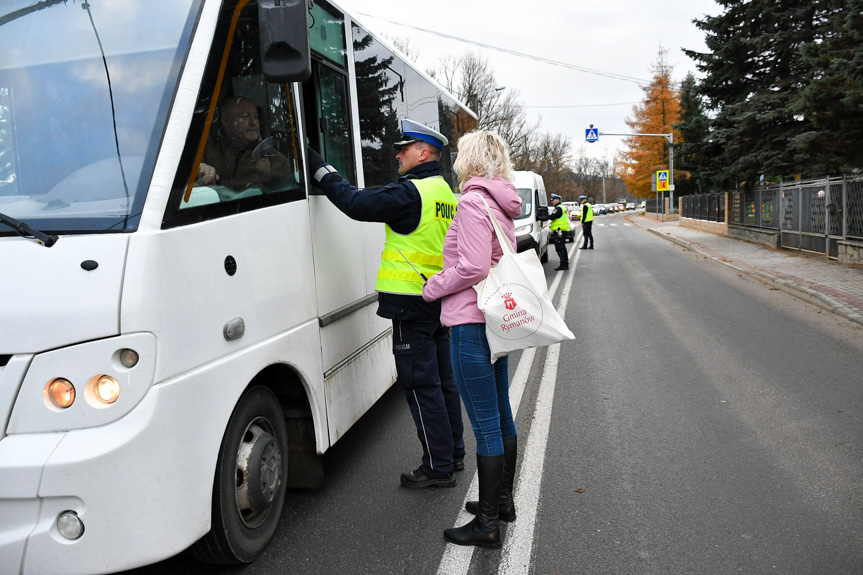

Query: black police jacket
[[314, 161, 446, 322]]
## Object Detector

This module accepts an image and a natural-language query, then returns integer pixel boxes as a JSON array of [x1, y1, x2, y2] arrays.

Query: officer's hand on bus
[[307, 146, 342, 185], [307, 146, 325, 171]]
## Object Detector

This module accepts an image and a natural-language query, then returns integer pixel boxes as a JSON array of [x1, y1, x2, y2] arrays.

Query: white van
[[0, 1, 477, 573], [512, 171, 550, 263]]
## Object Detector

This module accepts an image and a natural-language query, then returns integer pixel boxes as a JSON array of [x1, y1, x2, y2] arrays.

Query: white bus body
[[0, 1, 476, 573]]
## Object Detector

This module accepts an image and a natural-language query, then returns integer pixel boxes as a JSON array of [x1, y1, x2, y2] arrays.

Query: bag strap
[[473, 194, 516, 256]]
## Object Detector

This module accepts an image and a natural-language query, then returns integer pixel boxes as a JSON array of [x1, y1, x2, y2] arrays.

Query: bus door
[[302, 1, 395, 442], [138, 0, 317, 384]]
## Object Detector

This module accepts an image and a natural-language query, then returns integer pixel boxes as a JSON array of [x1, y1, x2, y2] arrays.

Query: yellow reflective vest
[[551, 204, 571, 231], [581, 202, 594, 222], [376, 176, 456, 295]]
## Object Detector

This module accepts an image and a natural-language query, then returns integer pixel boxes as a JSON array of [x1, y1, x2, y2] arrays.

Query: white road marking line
[[498, 243, 578, 575], [435, 234, 580, 575]]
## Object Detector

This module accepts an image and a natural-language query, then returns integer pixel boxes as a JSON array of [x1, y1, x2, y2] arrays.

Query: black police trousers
[[582, 221, 594, 248], [392, 319, 465, 477], [555, 234, 569, 265]]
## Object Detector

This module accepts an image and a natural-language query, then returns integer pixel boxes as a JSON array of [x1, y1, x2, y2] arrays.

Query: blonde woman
[[422, 130, 522, 548]]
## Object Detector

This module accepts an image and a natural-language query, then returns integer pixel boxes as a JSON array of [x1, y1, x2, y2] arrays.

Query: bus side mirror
[[259, 0, 312, 83], [537, 206, 549, 219]]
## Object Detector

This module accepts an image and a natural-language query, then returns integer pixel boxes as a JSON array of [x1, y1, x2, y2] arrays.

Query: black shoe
[[554, 265, 568, 271], [400, 467, 456, 489], [588, 246, 594, 249], [579, 246, 588, 250], [454, 458, 464, 472]]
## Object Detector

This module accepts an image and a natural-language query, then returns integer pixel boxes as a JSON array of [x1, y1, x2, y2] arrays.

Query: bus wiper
[[0, 211, 59, 247], [0, 0, 67, 27]]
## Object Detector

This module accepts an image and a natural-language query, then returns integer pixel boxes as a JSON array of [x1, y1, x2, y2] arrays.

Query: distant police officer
[[579, 195, 594, 249], [548, 194, 570, 270], [307, 119, 465, 488]]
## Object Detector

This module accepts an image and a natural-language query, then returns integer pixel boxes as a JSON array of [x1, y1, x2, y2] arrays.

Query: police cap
[[579, 195, 588, 200], [550, 194, 562, 201], [393, 118, 448, 150]]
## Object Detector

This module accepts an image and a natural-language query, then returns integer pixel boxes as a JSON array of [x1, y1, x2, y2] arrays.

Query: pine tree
[[352, 28, 401, 186], [792, 0, 863, 174], [674, 73, 711, 194], [685, 0, 820, 187], [617, 48, 683, 198]]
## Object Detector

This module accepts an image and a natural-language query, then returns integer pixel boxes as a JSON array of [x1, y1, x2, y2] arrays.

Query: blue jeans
[[450, 323, 516, 456]]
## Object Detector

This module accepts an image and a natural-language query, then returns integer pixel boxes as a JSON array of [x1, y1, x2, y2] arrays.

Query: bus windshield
[[0, 0, 200, 234]]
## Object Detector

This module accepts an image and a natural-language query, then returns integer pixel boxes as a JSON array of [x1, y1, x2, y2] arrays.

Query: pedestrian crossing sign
[[585, 128, 599, 142], [656, 170, 669, 191]]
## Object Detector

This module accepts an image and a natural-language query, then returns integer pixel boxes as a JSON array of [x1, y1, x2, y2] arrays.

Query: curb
[[646, 227, 863, 328]]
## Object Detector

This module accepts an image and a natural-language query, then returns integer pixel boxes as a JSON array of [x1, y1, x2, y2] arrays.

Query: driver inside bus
[[196, 96, 290, 193]]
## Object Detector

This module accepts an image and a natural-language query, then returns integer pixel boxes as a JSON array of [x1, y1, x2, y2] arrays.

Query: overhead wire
[[354, 12, 650, 85]]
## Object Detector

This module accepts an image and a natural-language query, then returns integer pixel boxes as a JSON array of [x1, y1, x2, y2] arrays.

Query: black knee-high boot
[[465, 435, 517, 522], [444, 454, 504, 549]]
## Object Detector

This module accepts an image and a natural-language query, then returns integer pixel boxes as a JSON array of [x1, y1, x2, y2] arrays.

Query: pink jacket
[[422, 176, 522, 326]]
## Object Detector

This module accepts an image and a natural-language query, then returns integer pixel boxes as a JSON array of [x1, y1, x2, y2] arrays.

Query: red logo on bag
[[502, 292, 517, 310]]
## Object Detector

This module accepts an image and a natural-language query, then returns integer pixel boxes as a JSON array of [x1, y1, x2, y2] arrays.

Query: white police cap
[[393, 118, 448, 150]]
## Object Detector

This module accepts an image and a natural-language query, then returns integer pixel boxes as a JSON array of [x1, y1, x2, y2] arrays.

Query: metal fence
[[729, 175, 863, 258], [645, 196, 666, 214], [681, 193, 725, 222]]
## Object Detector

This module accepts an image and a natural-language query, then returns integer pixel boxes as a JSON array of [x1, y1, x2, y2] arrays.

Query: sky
[[333, 0, 721, 162]]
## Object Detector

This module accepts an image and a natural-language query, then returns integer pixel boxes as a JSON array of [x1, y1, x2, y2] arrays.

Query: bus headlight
[[10, 333, 157, 434], [46, 378, 76, 409], [89, 375, 121, 405]]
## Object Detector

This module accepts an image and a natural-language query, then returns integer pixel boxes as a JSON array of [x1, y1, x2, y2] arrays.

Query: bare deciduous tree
[[386, 36, 420, 64], [430, 52, 540, 173]]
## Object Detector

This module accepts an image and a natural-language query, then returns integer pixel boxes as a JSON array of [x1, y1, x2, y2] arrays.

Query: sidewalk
[[625, 213, 863, 327]]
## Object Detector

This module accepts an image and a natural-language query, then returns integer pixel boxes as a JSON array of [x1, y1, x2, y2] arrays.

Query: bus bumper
[[0, 382, 215, 575]]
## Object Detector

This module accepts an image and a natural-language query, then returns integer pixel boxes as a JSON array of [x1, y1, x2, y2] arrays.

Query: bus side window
[[303, 1, 355, 188], [164, 0, 305, 228]]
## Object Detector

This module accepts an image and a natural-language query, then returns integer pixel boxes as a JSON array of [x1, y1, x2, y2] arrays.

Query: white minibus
[[0, 1, 476, 573]]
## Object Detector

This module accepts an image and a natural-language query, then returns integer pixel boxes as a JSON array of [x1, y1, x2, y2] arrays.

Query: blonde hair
[[453, 130, 513, 185]]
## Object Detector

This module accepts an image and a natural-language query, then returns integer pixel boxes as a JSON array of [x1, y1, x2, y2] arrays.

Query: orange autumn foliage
[[617, 49, 687, 198]]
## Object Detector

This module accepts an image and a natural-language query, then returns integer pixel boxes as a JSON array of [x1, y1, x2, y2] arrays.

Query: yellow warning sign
[[656, 170, 669, 192]]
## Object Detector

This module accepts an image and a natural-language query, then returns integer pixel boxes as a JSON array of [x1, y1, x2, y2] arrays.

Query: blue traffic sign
[[585, 128, 599, 142]]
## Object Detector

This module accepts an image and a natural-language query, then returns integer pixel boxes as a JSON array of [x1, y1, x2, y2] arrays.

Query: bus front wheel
[[191, 385, 289, 564]]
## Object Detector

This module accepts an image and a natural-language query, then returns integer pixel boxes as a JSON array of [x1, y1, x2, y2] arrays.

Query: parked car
[[626, 202, 636, 210]]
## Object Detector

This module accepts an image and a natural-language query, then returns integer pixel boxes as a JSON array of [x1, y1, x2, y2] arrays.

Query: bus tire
[[190, 385, 288, 564]]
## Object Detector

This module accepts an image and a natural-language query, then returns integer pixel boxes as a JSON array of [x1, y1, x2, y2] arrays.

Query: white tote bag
[[472, 196, 575, 362]]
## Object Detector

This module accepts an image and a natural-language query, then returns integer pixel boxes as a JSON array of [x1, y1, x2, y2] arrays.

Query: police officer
[[548, 194, 571, 270], [579, 195, 594, 249], [307, 119, 465, 489]]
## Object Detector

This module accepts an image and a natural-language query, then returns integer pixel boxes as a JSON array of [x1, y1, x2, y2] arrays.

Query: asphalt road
[[124, 212, 863, 575]]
